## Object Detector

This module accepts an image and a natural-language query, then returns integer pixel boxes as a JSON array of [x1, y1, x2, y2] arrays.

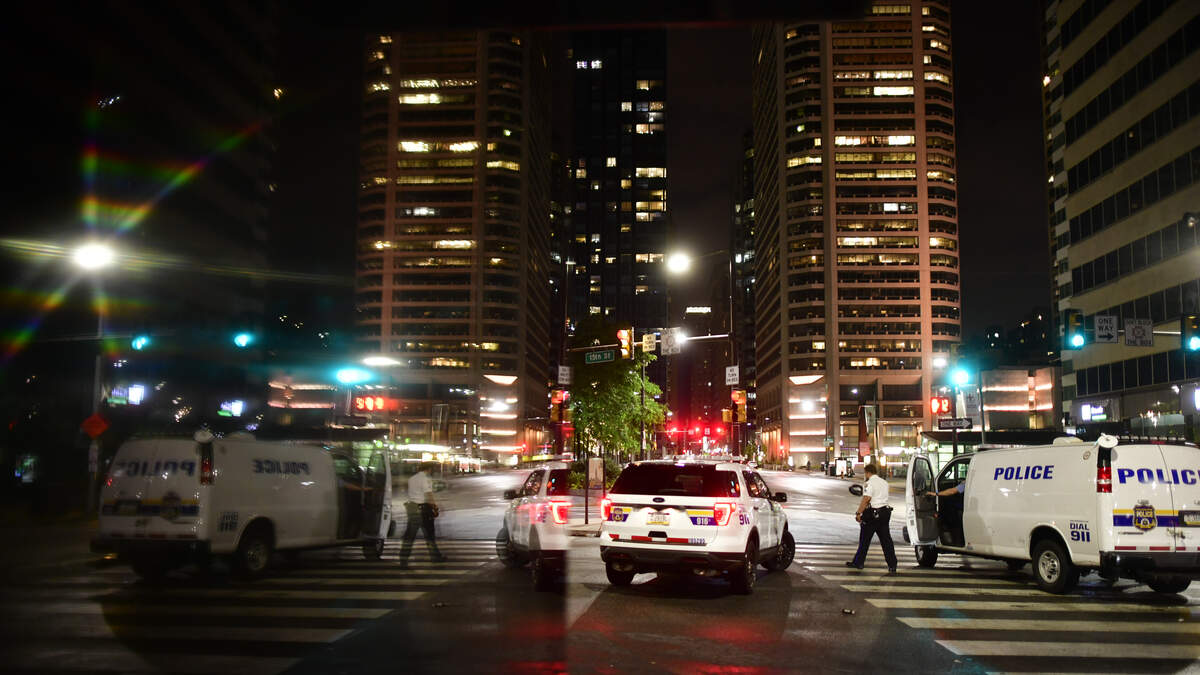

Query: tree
[[568, 318, 668, 463]]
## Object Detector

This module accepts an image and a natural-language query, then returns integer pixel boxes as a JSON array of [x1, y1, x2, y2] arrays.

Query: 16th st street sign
[[585, 349, 615, 364]]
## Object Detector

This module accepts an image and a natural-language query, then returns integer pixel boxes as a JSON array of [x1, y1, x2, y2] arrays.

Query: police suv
[[599, 460, 794, 594], [496, 461, 572, 591], [95, 431, 392, 579], [905, 434, 1200, 594]]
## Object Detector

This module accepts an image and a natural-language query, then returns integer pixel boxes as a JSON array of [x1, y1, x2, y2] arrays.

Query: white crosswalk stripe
[[797, 544, 1200, 670], [0, 539, 497, 674]]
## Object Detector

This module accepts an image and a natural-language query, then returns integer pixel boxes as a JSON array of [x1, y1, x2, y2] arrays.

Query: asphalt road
[[6, 467, 1200, 673]]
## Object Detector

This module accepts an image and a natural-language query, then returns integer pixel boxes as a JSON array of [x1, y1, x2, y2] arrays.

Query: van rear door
[[101, 439, 203, 539], [1151, 444, 1200, 552], [905, 454, 938, 545], [1110, 444, 1179, 553]]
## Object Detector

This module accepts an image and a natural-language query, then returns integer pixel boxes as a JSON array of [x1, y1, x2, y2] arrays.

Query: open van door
[[361, 451, 392, 559], [906, 454, 939, 550]]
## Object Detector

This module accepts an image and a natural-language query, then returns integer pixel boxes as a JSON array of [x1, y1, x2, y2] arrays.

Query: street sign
[[585, 349, 615, 364], [587, 457, 604, 489], [725, 365, 739, 386], [662, 327, 684, 355], [1125, 318, 1154, 347], [1094, 315, 1118, 343], [962, 390, 981, 420], [641, 332, 656, 353], [557, 365, 573, 385], [81, 413, 109, 440], [938, 417, 971, 430]]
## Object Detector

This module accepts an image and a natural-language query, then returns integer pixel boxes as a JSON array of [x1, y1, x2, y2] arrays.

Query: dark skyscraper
[[566, 32, 669, 336]]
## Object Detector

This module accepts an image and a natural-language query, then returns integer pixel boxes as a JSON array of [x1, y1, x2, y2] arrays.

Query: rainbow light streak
[[2, 285, 69, 362]]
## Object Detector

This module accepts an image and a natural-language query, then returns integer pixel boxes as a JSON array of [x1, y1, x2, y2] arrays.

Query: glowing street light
[[666, 252, 692, 274], [73, 242, 116, 271]]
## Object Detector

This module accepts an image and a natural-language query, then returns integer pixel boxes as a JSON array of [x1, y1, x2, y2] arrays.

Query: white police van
[[95, 431, 391, 578], [905, 434, 1200, 594]]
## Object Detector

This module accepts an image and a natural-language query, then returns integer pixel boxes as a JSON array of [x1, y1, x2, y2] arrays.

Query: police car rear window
[[610, 465, 740, 497], [546, 469, 570, 496]]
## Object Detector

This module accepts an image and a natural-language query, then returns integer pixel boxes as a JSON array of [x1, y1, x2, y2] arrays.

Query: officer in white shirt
[[399, 462, 448, 569], [846, 463, 898, 573]]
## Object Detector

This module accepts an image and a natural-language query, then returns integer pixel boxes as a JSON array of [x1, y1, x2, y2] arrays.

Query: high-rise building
[[1041, 1, 1200, 438], [751, 1, 961, 468], [354, 31, 553, 462], [565, 31, 669, 338], [732, 130, 759, 443]]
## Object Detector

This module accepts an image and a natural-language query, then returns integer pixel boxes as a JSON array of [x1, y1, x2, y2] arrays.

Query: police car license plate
[[646, 511, 670, 526], [1181, 511, 1200, 526]]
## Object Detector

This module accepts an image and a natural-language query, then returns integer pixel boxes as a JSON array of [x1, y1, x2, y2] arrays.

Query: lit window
[[813, 341, 825, 350], [835, 71, 872, 80], [448, 141, 478, 152], [620, 179, 632, 189], [606, 157, 617, 167], [434, 240, 474, 249], [887, 135, 915, 145], [399, 93, 442, 104], [635, 124, 663, 134], [634, 167, 666, 178], [379, 35, 393, 44], [928, 39, 948, 52], [590, 254, 600, 263], [589, 306, 601, 315], [923, 55, 932, 64], [273, 87, 284, 100], [883, 203, 899, 212], [574, 235, 586, 243], [575, 169, 587, 178], [368, 81, 390, 92], [873, 86, 913, 96], [591, 181, 601, 191], [372, 176, 388, 185], [787, 156, 822, 167], [621, 101, 632, 111], [400, 141, 431, 152], [835, 136, 864, 146], [576, 60, 589, 69], [925, 71, 950, 84], [620, 225, 631, 233], [873, 70, 912, 80], [635, 285, 649, 294], [590, 59, 602, 69], [486, 160, 520, 171], [590, 234, 601, 243], [605, 256, 616, 264]]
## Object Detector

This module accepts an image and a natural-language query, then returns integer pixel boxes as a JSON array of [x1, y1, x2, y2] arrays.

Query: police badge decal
[[1133, 500, 1157, 531]]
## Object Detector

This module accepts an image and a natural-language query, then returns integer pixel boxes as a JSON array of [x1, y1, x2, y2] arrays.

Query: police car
[[95, 431, 391, 579], [599, 460, 794, 594], [905, 434, 1200, 594], [496, 462, 572, 591]]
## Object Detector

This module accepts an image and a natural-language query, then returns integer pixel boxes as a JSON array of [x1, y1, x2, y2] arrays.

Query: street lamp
[[72, 241, 117, 514], [950, 366, 986, 446]]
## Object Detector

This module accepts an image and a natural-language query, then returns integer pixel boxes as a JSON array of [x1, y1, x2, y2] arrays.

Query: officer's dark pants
[[399, 501, 443, 560], [850, 506, 898, 568]]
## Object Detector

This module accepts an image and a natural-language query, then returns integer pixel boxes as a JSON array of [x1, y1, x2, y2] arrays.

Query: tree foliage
[[568, 318, 668, 463]]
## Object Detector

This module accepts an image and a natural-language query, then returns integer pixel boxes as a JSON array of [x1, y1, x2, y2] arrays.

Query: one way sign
[[1094, 315, 1117, 343]]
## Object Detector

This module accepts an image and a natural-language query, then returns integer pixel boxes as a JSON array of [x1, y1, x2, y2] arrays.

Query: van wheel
[[605, 561, 635, 586], [1005, 560, 1026, 571], [235, 523, 273, 579], [915, 545, 938, 568], [1032, 539, 1078, 594], [764, 530, 795, 571], [1147, 574, 1191, 594], [496, 528, 523, 568], [130, 553, 171, 581], [363, 538, 384, 560], [730, 538, 758, 595]]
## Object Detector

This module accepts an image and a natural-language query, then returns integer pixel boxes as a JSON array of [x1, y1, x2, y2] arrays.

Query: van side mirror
[[772, 492, 788, 503], [849, 484, 863, 497], [503, 489, 518, 500]]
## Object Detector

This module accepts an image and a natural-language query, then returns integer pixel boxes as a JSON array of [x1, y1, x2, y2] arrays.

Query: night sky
[[5, 4, 1049, 342]]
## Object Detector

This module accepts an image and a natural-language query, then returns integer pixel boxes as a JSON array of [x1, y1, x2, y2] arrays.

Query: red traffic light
[[353, 396, 397, 412], [929, 396, 951, 415]]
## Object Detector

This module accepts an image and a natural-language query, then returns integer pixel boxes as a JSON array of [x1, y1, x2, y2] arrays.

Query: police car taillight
[[1096, 465, 1112, 493], [550, 500, 570, 525], [200, 447, 214, 485], [600, 497, 612, 521], [713, 501, 734, 526]]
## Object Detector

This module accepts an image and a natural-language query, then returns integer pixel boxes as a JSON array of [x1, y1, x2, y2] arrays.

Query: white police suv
[[496, 462, 572, 591], [599, 460, 794, 593]]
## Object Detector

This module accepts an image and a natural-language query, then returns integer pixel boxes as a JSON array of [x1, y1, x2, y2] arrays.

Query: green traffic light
[[1189, 336, 1200, 351], [951, 368, 969, 387], [1070, 334, 1085, 348], [131, 335, 150, 351], [233, 332, 254, 348]]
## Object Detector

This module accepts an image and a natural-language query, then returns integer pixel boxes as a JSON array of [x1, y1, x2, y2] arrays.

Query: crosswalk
[[0, 539, 496, 675], [797, 543, 1200, 673]]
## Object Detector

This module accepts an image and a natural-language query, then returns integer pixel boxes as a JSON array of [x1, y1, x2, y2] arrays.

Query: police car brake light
[[1096, 465, 1112, 493], [600, 497, 612, 521], [550, 499, 570, 525], [713, 501, 734, 526]]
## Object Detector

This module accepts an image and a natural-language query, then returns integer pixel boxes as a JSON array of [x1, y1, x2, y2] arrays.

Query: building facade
[[1041, 1, 1200, 441], [732, 130, 759, 446], [565, 31, 670, 339], [354, 31, 553, 462], [751, 1, 962, 468]]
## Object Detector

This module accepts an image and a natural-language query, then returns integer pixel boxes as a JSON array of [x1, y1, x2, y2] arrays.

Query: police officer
[[846, 463, 898, 573], [398, 462, 448, 569]]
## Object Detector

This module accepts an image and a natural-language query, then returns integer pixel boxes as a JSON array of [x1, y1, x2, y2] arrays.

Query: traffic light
[[1183, 314, 1200, 352], [617, 328, 632, 359], [929, 396, 951, 416], [1063, 309, 1085, 350], [130, 334, 151, 351], [232, 332, 255, 348]]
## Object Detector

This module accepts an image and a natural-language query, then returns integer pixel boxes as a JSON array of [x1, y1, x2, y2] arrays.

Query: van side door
[[361, 451, 391, 540], [905, 454, 938, 545], [514, 470, 544, 549]]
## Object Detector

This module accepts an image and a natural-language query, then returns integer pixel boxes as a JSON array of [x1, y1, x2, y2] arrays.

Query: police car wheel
[[764, 530, 795, 571], [496, 527, 523, 568], [1032, 539, 1078, 594], [605, 561, 635, 586], [1146, 574, 1191, 594], [730, 538, 758, 595], [915, 545, 938, 568]]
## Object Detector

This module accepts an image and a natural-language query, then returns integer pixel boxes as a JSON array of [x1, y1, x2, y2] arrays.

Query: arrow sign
[[938, 417, 972, 430], [1094, 315, 1117, 343]]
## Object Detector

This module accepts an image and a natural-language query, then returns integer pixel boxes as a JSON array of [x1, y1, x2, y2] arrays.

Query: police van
[[904, 434, 1200, 594], [94, 430, 392, 579]]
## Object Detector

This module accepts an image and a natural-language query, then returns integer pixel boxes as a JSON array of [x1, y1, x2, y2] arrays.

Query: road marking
[[937, 640, 1200, 659], [840, 584, 1050, 596], [820, 575, 1031, 586], [867, 598, 1200, 614], [0, 647, 298, 675], [260, 574, 470, 585], [2, 602, 391, 619], [900, 617, 1200, 633], [0, 619, 352, 643]]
